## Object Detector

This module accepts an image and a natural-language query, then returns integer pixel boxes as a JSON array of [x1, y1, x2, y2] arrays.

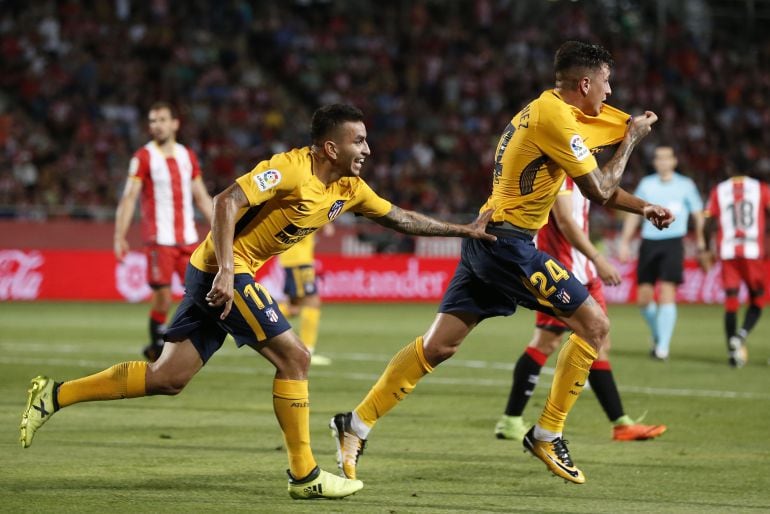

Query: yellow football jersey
[[481, 90, 630, 230], [278, 232, 315, 268], [190, 147, 392, 275]]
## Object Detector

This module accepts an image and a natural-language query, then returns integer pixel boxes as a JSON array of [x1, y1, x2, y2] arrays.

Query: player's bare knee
[[161, 379, 187, 395], [531, 329, 562, 355], [289, 345, 311, 371], [150, 374, 189, 395], [145, 363, 192, 395], [273, 340, 311, 376], [584, 312, 610, 348], [434, 345, 458, 363], [423, 339, 460, 366], [598, 315, 610, 341], [538, 339, 560, 355], [152, 291, 173, 312], [599, 336, 613, 357]]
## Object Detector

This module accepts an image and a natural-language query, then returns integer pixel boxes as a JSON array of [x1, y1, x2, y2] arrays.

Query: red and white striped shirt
[[129, 141, 202, 246], [706, 176, 770, 260], [536, 177, 595, 284]]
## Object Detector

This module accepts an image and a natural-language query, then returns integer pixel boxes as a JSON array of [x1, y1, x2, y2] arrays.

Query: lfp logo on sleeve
[[254, 169, 282, 191], [569, 135, 590, 161]]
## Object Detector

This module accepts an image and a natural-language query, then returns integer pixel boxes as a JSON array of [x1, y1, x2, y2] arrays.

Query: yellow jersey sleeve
[[535, 99, 598, 179], [345, 178, 393, 218], [481, 90, 630, 230], [236, 150, 305, 206], [575, 102, 630, 151]]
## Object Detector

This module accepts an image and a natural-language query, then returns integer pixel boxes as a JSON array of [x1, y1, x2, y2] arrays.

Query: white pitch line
[[1, 353, 768, 401]]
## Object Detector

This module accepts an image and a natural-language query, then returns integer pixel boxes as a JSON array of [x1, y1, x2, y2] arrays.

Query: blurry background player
[[619, 145, 705, 360], [277, 225, 334, 366], [114, 102, 213, 362], [702, 165, 770, 367], [495, 176, 667, 442]]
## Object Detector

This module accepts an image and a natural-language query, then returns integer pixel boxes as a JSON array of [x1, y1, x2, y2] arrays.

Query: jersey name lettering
[[275, 224, 318, 245]]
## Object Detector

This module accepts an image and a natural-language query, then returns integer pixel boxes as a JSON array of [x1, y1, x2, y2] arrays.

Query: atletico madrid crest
[[327, 200, 345, 221], [265, 307, 279, 323], [555, 288, 571, 304]]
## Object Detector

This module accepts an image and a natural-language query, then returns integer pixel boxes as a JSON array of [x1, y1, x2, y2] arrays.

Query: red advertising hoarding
[[1, 248, 767, 304]]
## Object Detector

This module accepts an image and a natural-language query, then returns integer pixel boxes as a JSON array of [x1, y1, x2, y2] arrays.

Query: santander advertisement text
[[0, 249, 765, 304]]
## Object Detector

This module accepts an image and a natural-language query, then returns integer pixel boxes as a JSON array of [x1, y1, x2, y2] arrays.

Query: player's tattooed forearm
[[230, 183, 248, 204], [375, 206, 459, 236], [600, 141, 635, 195]]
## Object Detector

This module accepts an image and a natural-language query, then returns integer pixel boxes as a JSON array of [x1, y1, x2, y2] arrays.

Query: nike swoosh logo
[[545, 453, 579, 478], [399, 387, 409, 395], [574, 381, 585, 387]]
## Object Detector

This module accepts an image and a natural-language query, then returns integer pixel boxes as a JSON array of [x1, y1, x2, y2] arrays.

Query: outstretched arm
[[371, 206, 496, 241], [603, 188, 674, 230]]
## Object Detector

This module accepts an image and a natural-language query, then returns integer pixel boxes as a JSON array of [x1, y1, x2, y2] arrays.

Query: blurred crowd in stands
[[2, 0, 770, 235]]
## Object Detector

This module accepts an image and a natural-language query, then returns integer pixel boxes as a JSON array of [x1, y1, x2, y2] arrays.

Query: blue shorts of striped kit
[[164, 264, 291, 363], [439, 232, 589, 322], [283, 264, 318, 299]]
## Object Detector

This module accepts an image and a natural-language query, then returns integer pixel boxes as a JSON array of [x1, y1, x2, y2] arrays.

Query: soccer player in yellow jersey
[[19, 104, 495, 500], [330, 41, 675, 485], [277, 229, 332, 366]]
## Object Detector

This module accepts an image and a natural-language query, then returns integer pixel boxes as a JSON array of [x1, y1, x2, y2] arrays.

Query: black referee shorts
[[636, 237, 684, 285]]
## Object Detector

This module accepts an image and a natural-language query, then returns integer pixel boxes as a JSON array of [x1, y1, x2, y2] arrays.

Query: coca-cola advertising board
[[0, 249, 767, 303]]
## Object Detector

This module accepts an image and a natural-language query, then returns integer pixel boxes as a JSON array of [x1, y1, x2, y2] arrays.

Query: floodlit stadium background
[[2, 0, 770, 302]]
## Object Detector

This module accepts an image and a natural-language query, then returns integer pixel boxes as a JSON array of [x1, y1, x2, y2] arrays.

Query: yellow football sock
[[538, 334, 597, 433], [299, 306, 321, 353], [57, 361, 147, 408], [273, 378, 316, 479], [354, 336, 433, 428]]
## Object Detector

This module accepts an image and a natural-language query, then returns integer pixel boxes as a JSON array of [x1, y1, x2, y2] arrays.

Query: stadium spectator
[[3, 2, 770, 231], [19, 103, 495, 499], [618, 145, 705, 361], [702, 165, 770, 367], [113, 101, 213, 362]]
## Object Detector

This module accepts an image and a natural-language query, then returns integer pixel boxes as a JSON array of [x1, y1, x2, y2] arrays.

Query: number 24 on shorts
[[529, 259, 569, 298]]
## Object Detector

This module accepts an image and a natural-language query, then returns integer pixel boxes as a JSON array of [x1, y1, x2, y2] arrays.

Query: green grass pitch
[[1, 301, 769, 513]]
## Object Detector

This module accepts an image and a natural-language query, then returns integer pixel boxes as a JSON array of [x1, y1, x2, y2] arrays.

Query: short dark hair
[[149, 101, 177, 118], [311, 104, 364, 143], [554, 41, 614, 88]]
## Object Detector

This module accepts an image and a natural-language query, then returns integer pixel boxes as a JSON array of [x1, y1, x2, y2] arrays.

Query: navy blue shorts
[[283, 265, 318, 299], [164, 265, 291, 363], [439, 235, 589, 321]]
